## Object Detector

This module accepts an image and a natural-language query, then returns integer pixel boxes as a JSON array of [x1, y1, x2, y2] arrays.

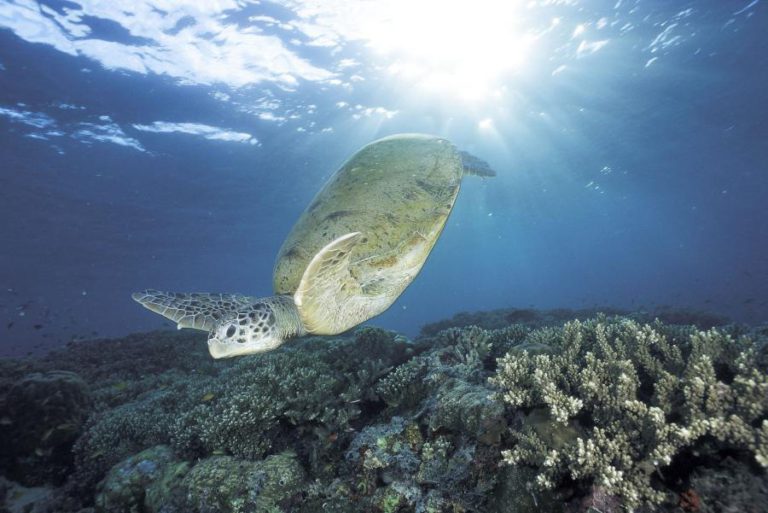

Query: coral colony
[[1, 309, 766, 511]]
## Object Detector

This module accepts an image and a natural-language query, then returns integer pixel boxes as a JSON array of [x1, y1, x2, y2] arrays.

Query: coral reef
[[94, 446, 304, 513], [71, 327, 409, 497], [95, 445, 183, 513], [178, 451, 304, 513], [0, 370, 91, 486], [0, 310, 765, 513], [490, 316, 768, 509], [686, 456, 768, 513], [419, 306, 729, 336]]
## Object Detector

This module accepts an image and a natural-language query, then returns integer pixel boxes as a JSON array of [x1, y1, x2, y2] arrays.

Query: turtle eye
[[225, 325, 237, 338]]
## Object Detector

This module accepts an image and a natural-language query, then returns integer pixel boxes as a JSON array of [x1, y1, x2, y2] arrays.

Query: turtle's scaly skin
[[273, 134, 463, 324], [132, 134, 488, 357]]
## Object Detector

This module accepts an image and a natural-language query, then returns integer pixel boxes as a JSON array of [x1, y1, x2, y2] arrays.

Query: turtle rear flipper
[[131, 289, 256, 331], [293, 232, 376, 335], [459, 150, 496, 177]]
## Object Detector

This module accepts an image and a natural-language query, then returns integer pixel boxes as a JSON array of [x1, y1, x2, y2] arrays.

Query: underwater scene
[[1, 0, 767, 512]]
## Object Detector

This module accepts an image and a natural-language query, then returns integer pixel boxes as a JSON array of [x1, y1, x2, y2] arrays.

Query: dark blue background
[[1, 1, 766, 356]]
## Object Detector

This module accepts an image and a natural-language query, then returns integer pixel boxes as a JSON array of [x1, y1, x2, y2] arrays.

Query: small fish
[[56, 422, 75, 433], [201, 392, 215, 402], [33, 324, 43, 330], [6, 322, 13, 329]]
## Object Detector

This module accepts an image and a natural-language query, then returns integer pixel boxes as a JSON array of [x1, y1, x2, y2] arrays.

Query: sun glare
[[360, 0, 534, 102]]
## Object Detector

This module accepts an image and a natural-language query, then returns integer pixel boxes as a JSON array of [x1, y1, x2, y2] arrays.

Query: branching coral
[[490, 317, 768, 509], [12, 312, 764, 512], [72, 332, 411, 497], [375, 357, 429, 408]]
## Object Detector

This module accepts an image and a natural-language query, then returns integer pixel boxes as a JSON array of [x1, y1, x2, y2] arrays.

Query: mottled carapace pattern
[[272, 134, 463, 332]]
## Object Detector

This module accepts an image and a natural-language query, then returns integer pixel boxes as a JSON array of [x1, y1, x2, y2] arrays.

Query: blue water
[[0, 0, 766, 357]]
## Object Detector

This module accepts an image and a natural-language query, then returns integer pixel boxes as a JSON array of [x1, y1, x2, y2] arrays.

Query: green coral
[[375, 357, 429, 408], [180, 452, 304, 513], [490, 317, 768, 508], [346, 417, 421, 478], [73, 332, 410, 497], [176, 349, 345, 459], [374, 326, 494, 411], [95, 445, 186, 513], [94, 447, 302, 513], [428, 378, 505, 442]]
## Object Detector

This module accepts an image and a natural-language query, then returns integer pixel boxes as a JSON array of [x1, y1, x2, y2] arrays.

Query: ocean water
[[0, 1, 766, 357], [1, 2, 768, 511]]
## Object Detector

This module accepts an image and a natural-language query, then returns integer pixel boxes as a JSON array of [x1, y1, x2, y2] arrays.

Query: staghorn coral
[[419, 307, 632, 336], [419, 306, 729, 337], [490, 316, 768, 509]]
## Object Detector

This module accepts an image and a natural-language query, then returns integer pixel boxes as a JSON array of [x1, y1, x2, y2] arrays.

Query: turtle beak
[[206, 334, 227, 359], [206, 330, 286, 359]]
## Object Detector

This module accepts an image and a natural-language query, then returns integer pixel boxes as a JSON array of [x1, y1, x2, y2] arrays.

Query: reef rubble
[[0, 308, 766, 512]]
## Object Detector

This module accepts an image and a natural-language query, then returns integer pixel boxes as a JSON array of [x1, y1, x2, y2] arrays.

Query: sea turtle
[[133, 133, 495, 358]]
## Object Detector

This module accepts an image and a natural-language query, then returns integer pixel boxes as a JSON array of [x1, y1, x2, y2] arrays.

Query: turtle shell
[[273, 134, 463, 308]]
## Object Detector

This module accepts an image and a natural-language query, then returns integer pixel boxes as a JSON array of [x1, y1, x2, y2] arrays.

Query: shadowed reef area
[[0, 308, 766, 513]]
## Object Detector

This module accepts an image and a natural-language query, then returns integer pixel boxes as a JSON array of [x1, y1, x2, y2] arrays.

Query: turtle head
[[206, 301, 286, 358]]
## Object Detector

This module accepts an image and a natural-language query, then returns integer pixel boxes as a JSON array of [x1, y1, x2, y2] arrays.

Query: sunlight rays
[[361, 0, 534, 102]]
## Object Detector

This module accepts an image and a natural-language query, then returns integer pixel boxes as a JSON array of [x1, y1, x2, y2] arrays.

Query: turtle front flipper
[[131, 289, 256, 331], [293, 232, 373, 335]]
